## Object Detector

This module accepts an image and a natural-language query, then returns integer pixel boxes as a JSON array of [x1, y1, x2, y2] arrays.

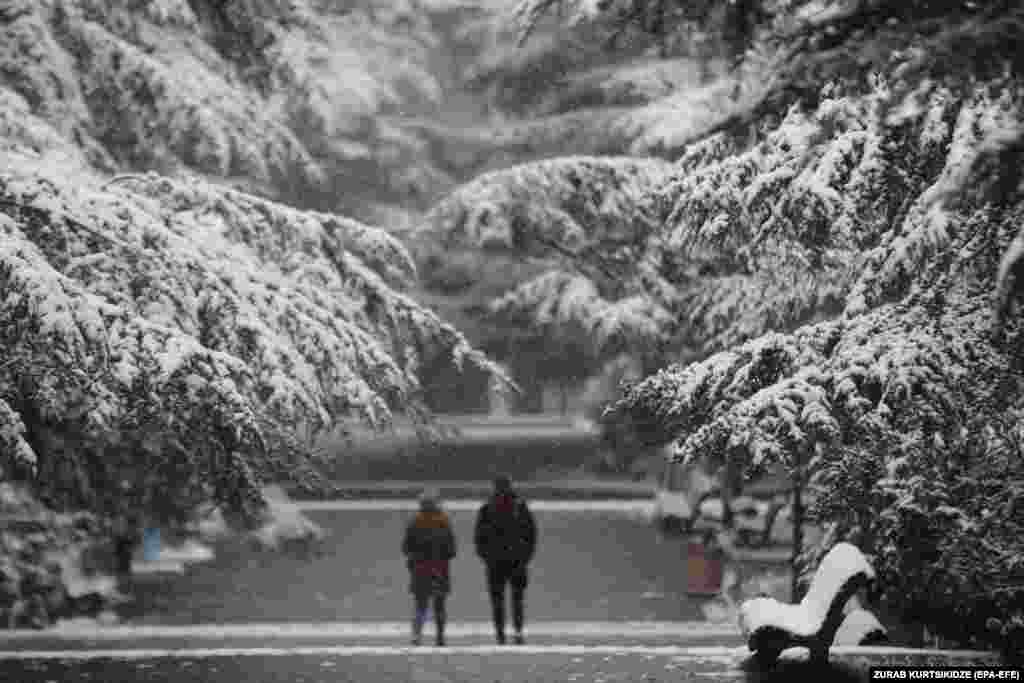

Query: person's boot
[[512, 591, 525, 645], [435, 613, 446, 646], [492, 596, 506, 644]]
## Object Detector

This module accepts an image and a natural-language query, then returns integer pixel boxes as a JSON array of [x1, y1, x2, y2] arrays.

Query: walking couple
[[401, 476, 537, 647]]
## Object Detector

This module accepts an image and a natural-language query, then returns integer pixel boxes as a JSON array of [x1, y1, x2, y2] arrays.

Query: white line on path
[[0, 645, 1002, 661], [7, 621, 740, 640], [295, 500, 655, 512]]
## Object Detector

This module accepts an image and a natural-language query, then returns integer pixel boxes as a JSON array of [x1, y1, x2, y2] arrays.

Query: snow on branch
[[420, 156, 675, 358], [611, 324, 839, 447], [0, 0, 445, 210], [489, 270, 673, 354], [636, 74, 1023, 356], [658, 80, 892, 261], [0, 232, 266, 516], [63, 13, 321, 187], [849, 86, 1024, 315], [616, 298, 1011, 477], [512, 0, 608, 46], [425, 155, 673, 252], [995, 226, 1024, 327], [0, 399, 36, 476], [0, 150, 507, 518]]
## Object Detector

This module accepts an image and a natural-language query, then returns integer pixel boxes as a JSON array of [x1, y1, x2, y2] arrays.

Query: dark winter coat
[[473, 494, 537, 566], [402, 510, 456, 595]]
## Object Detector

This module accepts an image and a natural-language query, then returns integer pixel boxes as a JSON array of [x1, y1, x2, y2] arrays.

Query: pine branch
[[101, 174, 151, 190]]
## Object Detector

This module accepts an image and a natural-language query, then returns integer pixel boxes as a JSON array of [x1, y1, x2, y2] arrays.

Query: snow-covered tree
[[0, 0, 453, 218], [413, 156, 675, 409], [513, 0, 769, 63], [414, 5, 1024, 414], [0, 144, 506, 525], [0, 2, 531, 620], [606, 4, 1024, 652]]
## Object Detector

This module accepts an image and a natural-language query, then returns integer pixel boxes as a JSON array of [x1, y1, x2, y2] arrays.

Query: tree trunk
[[720, 458, 735, 530], [791, 464, 804, 602]]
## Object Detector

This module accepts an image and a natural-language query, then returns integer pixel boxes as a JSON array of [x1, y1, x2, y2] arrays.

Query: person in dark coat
[[474, 476, 537, 645], [402, 490, 456, 646]]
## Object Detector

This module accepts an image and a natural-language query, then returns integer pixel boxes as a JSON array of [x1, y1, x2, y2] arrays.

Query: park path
[[118, 502, 763, 625], [0, 497, 1009, 681], [0, 638, 1006, 683]]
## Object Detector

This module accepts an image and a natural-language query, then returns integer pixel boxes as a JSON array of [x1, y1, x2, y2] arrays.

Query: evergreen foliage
[[414, 156, 675, 406], [2, 0, 1023, 650], [0, 145, 506, 524], [600, 4, 1024, 654], [0, 0, 450, 217]]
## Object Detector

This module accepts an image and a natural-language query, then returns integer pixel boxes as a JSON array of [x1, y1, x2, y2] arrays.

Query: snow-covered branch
[[0, 149, 507, 520]]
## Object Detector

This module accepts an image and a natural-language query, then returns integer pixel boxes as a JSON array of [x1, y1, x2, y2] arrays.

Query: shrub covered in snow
[[0, 482, 118, 628], [247, 486, 324, 554]]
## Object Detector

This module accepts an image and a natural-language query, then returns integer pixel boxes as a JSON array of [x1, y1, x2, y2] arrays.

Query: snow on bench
[[738, 542, 875, 667]]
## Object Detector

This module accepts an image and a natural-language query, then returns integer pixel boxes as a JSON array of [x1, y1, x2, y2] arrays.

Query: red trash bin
[[686, 542, 724, 595]]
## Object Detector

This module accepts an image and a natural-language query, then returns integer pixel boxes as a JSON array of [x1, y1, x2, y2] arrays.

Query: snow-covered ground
[[0, 642, 1002, 661]]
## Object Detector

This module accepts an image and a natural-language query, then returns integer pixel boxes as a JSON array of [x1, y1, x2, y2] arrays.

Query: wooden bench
[[739, 542, 876, 667]]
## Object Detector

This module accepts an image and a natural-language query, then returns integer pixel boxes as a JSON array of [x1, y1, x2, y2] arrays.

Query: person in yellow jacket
[[402, 490, 456, 646]]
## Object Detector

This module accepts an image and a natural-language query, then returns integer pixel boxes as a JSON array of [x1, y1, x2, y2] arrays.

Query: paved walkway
[[122, 504, 737, 624], [0, 620, 741, 651], [0, 647, 773, 683], [289, 499, 794, 562], [12, 496, 1009, 681], [0, 637, 1007, 683]]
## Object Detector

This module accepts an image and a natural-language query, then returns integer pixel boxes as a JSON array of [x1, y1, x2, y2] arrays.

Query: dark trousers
[[413, 591, 446, 641], [486, 561, 528, 638]]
